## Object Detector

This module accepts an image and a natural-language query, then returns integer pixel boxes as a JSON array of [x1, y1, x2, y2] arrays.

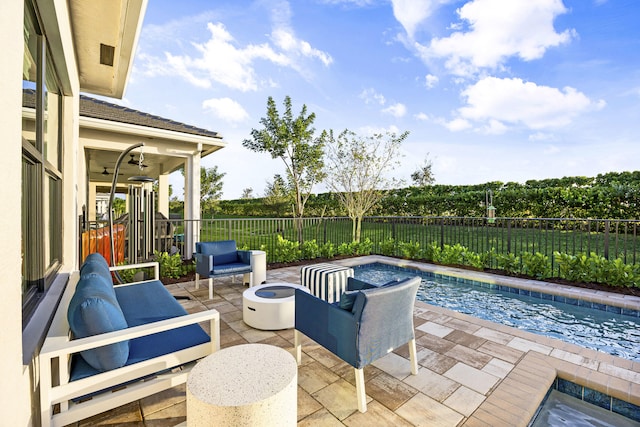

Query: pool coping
[[331, 255, 640, 426]]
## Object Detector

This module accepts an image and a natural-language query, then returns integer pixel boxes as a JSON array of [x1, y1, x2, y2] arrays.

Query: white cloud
[[425, 74, 439, 89], [529, 132, 557, 142], [358, 125, 401, 136], [269, 1, 333, 67], [383, 102, 407, 117], [390, 0, 444, 39], [414, 112, 430, 121], [360, 88, 386, 105], [202, 97, 249, 123], [423, 0, 574, 76], [441, 117, 472, 131], [138, 2, 332, 92], [457, 77, 606, 130]]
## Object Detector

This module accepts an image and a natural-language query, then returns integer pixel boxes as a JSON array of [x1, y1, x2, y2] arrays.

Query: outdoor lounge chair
[[294, 276, 421, 412], [194, 240, 253, 299]]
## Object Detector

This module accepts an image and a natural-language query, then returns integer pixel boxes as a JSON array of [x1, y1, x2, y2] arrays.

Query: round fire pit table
[[242, 283, 310, 330]]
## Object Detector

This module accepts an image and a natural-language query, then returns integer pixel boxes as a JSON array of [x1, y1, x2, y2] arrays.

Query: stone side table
[[187, 343, 297, 426], [243, 283, 310, 330]]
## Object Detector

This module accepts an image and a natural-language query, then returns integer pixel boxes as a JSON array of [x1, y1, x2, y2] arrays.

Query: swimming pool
[[353, 263, 640, 362]]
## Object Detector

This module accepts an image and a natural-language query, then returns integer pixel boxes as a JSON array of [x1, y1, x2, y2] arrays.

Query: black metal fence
[[83, 216, 640, 272], [153, 216, 639, 265]]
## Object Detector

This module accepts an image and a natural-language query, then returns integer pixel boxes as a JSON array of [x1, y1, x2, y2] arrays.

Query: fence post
[[392, 219, 396, 241], [604, 219, 610, 260], [440, 217, 445, 249]]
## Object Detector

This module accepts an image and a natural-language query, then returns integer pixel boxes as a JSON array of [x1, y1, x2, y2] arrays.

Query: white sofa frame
[[39, 262, 220, 427]]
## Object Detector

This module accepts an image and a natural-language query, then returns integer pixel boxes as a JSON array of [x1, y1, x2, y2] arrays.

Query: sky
[[120, 0, 640, 200]]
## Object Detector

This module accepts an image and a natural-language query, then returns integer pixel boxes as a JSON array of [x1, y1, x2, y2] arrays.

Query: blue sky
[[121, 0, 640, 200]]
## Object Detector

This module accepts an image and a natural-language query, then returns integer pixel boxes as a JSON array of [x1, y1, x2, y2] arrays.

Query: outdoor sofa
[[39, 253, 220, 427]]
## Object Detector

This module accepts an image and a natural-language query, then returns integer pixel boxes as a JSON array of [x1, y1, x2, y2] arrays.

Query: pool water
[[354, 264, 640, 362], [530, 390, 640, 427]]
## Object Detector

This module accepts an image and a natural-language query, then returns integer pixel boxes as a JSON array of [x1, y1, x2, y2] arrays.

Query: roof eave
[[79, 116, 227, 154], [70, 0, 148, 98]]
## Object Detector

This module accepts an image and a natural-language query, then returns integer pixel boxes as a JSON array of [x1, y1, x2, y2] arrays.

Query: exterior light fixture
[[107, 142, 153, 276], [486, 189, 496, 224]]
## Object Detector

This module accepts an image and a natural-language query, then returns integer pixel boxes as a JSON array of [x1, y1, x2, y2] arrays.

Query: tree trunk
[[351, 217, 357, 243]]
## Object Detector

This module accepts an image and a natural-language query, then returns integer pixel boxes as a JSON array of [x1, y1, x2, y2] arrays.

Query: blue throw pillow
[[381, 278, 401, 287], [347, 277, 378, 291], [68, 274, 129, 372], [339, 290, 359, 311]]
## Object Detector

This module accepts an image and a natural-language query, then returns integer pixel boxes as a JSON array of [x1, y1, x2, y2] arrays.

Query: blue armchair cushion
[[339, 290, 359, 311], [196, 240, 240, 266], [67, 273, 129, 372]]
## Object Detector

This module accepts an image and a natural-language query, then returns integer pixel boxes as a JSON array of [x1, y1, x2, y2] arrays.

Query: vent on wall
[[100, 43, 115, 66]]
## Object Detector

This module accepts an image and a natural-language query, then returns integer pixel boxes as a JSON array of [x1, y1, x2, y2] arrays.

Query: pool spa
[[353, 262, 640, 362]]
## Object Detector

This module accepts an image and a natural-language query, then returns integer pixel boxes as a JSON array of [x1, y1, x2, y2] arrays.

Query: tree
[[241, 188, 254, 199], [324, 129, 409, 242], [243, 96, 325, 241], [181, 166, 225, 216], [411, 155, 435, 186], [263, 174, 291, 217], [200, 166, 225, 216]]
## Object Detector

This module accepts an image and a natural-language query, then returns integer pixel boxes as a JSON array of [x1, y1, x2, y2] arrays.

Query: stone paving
[[70, 256, 640, 427]]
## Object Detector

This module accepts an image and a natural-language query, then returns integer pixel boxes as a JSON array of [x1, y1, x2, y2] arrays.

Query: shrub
[[439, 244, 467, 266], [353, 238, 373, 255], [521, 252, 551, 279], [320, 242, 336, 259], [153, 250, 183, 279], [425, 241, 441, 262], [300, 239, 321, 260], [495, 253, 520, 276], [397, 240, 421, 259], [378, 237, 396, 256], [273, 235, 301, 263]]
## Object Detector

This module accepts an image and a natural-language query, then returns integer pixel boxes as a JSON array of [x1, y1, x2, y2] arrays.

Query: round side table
[[242, 283, 310, 330], [187, 343, 297, 426]]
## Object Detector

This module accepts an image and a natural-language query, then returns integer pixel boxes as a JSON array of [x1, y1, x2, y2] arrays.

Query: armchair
[[294, 276, 421, 412], [194, 240, 253, 299]]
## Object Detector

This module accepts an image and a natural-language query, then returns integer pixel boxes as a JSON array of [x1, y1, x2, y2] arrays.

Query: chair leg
[[208, 278, 213, 300], [355, 368, 367, 412], [195, 273, 200, 290], [294, 330, 302, 364], [409, 338, 419, 375]]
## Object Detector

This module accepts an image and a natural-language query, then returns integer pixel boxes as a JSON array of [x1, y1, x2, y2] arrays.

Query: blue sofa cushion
[[67, 273, 129, 372], [79, 254, 116, 298], [70, 280, 210, 382]]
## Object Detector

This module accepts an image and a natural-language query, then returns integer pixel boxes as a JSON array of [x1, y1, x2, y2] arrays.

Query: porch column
[[184, 150, 201, 257], [88, 182, 97, 220], [157, 173, 169, 218]]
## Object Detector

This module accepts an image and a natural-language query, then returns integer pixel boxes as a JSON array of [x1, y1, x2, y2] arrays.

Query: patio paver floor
[[69, 256, 640, 427]]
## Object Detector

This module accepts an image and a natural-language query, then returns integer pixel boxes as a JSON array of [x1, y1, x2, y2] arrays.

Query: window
[[22, 3, 63, 325]]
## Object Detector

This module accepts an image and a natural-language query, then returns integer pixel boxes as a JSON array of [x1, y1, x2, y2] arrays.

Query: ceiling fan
[[128, 153, 148, 168]]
